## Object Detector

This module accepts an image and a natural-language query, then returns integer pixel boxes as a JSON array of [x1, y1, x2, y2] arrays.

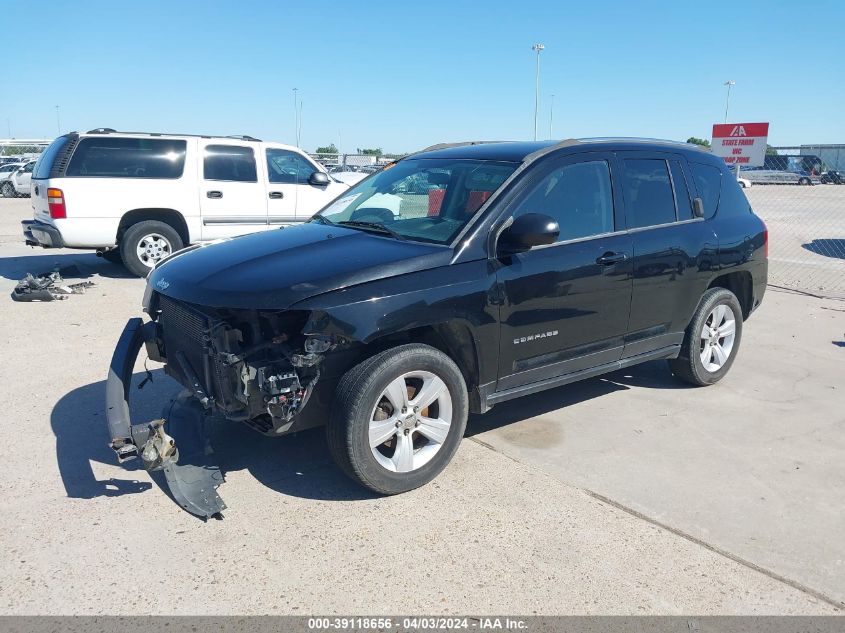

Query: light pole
[[292, 88, 299, 146], [532, 43, 545, 141], [55, 105, 61, 135], [723, 80, 735, 123], [549, 93, 555, 139]]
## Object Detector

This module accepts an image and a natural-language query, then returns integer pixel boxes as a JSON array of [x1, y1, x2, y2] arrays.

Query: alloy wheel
[[369, 371, 453, 473], [699, 304, 736, 372], [136, 233, 172, 268]]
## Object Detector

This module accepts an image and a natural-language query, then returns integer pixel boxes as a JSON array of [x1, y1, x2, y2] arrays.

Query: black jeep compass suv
[[107, 138, 767, 516]]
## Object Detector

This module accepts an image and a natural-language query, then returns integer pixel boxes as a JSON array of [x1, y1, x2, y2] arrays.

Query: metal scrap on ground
[[10, 267, 95, 302]]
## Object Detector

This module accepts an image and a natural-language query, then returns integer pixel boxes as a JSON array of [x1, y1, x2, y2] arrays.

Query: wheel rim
[[135, 233, 172, 267], [368, 370, 453, 473], [2, 182, 12, 196], [699, 304, 736, 372]]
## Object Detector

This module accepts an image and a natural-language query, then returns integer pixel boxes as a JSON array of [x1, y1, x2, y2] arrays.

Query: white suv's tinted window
[[513, 160, 615, 242], [33, 135, 71, 179], [622, 159, 676, 228], [204, 145, 257, 182], [266, 149, 316, 184], [66, 137, 186, 178]]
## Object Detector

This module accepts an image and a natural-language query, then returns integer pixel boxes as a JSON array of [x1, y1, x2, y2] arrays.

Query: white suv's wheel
[[327, 344, 468, 494], [119, 220, 183, 277], [1, 181, 16, 198]]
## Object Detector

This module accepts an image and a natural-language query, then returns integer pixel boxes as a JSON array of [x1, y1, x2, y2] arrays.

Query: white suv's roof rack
[[83, 128, 262, 142]]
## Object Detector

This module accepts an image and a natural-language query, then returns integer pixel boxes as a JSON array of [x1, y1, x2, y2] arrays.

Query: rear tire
[[119, 220, 183, 277], [669, 288, 743, 386], [799, 177, 811, 186], [327, 344, 468, 494]]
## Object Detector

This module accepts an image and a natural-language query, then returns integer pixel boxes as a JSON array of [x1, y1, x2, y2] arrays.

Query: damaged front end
[[105, 291, 336, 518]]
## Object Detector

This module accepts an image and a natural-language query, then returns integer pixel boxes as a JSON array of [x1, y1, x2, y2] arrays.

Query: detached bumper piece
[[106, 318, 226, 518], [11, 270, 94, 302], [21, 219, 64, 248]]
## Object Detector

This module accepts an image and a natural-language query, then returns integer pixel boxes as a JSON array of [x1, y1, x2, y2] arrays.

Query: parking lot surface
[[0, 196, 842, 615]]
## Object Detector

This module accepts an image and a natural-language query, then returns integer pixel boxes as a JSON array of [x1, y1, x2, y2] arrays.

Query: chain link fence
[[744, 145, 845, 299]]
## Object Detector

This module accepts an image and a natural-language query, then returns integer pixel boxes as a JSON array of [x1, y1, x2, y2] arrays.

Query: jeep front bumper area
[[106, 317, 226, 518]]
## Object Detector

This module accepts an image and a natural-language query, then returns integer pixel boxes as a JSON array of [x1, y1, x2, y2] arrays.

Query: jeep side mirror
[[692, 197, 705, 218], [498, 213, 560, 255], [309, 171, 330, 187]]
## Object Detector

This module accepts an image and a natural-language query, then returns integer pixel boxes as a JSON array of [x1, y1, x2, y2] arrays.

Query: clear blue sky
[[3, 0, 843, 152]]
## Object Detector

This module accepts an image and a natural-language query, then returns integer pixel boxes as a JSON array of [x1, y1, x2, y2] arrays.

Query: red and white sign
[[711, 122, 769, 167]]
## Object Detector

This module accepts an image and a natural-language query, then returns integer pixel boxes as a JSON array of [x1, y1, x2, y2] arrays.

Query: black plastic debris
[[11, 270, 95, 302]]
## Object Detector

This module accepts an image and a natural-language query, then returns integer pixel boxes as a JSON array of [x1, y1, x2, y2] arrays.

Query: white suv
[[22, 129, 349, 276]]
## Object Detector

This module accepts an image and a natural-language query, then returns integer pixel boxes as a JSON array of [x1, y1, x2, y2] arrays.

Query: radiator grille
[[159, 295, 209, 392]]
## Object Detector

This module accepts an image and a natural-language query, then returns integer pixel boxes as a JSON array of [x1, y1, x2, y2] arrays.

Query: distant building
[[798, 144, 845, 172]]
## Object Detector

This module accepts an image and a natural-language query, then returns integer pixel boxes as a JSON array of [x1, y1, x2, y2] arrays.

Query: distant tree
[[687, 137, 711, 148], [357, 148, 383, 156], [315, 143, 339, 154], [765, 144, 778, 156]]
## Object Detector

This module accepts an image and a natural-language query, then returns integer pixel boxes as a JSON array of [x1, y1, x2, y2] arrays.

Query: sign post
[[711, 123, 770, 175]]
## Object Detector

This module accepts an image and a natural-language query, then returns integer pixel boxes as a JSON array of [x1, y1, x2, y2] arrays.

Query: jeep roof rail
[[83, 129, 263, 142], [577, 136, 706, 149]]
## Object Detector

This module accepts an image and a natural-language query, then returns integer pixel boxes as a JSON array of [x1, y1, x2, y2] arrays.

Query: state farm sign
[[711, 122, 769, 167]]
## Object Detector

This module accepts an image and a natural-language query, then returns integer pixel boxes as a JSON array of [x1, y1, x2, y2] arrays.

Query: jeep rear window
[[65, 137, 187, 179], [690, 162, 722, 219], [314, 158, 518, 245], [33, 135, 71, 179]]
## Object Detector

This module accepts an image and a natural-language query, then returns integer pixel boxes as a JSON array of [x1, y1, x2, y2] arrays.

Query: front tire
[[669, 288, 743, 386], [327, 344, 468, 494], [119, 220, 183, 277], [1, 182, 16, 198]]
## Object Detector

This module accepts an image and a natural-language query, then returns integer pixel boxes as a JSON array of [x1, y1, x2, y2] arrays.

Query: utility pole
[[55, 105, 61, 135], [292, 88, 299, 146], [532, 44, 545, 141], [549, 94, 555, 139], [723, 80, 735, 123]]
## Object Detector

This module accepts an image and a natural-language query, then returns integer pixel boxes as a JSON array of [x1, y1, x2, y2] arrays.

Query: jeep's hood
[[148, 222, 450, 309]]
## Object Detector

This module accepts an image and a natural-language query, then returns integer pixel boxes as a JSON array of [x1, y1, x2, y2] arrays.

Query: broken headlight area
[[106, 296, 341, 518], [150, 294, 336, 435]]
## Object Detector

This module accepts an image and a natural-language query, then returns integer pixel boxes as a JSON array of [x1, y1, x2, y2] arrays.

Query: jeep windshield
[[313, 158, 518, 244]]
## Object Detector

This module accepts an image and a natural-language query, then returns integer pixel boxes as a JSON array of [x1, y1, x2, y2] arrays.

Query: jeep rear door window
[[203, 145, 257, 182], [622, 159, 677, 228], [512, 160, 614, 242], [266, 149, 317, 184], [314, 158, 518, 245], [65, 137, 187, 178], [690, 162, 722, 219]]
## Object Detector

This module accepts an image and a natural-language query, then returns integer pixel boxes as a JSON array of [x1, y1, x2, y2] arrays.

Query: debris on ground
[[11, 268, 95, 302]]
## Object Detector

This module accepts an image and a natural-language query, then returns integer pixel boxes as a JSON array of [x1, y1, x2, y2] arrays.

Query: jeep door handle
[[268, 191, 284, 199], [207, 190, 223, 199], [596, 252, 627, 265]]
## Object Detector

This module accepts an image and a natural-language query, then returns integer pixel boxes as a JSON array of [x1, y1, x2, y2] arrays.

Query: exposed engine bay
[[105, 292, 343, 518], [148, 293, 336, 435]]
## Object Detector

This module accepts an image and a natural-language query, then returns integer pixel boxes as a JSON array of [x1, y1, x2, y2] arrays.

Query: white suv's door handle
[[207, 190, 223, 199], [268, 191, 284, 199]]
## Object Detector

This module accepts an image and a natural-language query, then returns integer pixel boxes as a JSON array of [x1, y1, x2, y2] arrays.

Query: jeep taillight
[[762, 221, 768, 258], [47, 188, 66, 219]]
